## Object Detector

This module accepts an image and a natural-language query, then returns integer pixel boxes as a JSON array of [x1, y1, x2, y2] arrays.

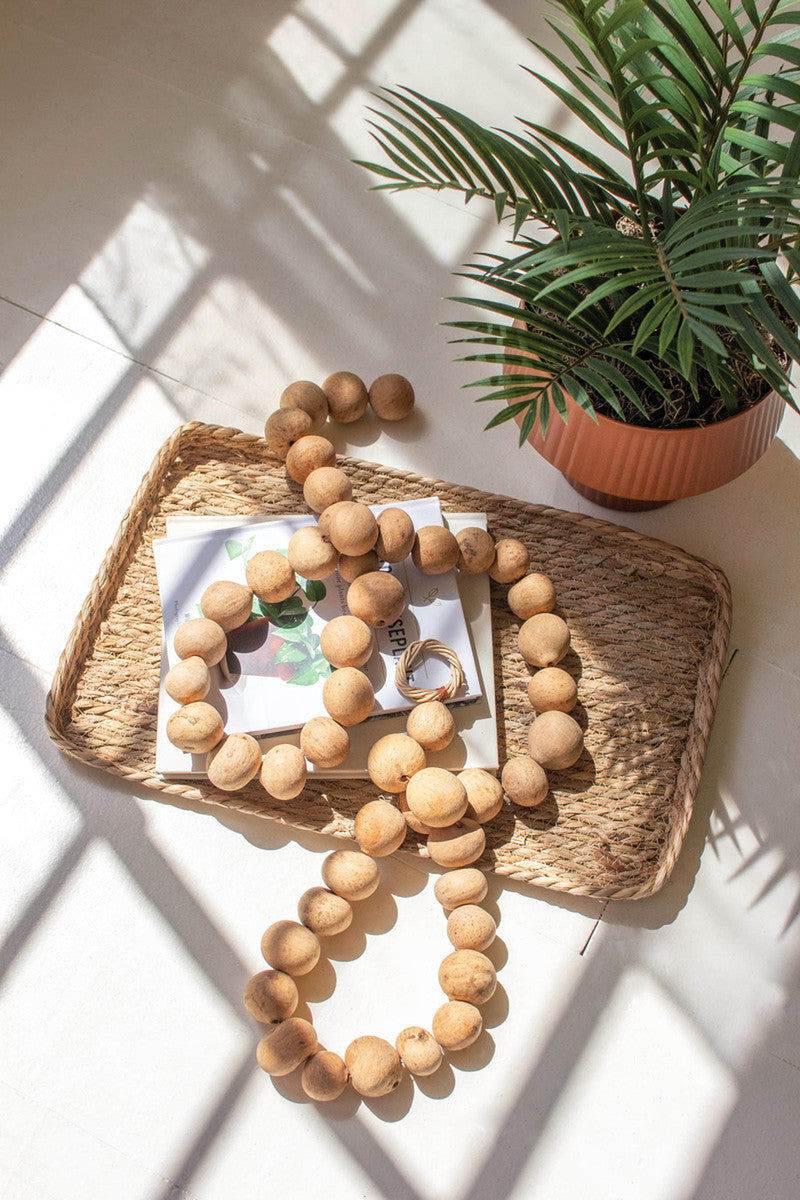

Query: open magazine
[[154, 498, 496, 777]]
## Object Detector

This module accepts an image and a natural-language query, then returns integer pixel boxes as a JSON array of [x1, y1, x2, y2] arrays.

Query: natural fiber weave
[[45, 422, 731, 900], [395, 639, 466, 703]]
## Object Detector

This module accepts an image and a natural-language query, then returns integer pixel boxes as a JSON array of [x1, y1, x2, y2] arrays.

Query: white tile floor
[[2, 3, 799, 1198]]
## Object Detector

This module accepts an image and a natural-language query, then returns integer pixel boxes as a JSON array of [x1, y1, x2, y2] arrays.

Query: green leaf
[[274, 642, 309, 664], [225, 540, 242, 560], [303, 580, 327, 603]]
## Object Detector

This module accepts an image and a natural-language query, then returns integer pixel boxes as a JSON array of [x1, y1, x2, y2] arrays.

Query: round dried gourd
[[260, 744, 307, 799], [337, 550, 380, 583], [458, 768, 504, 824], [397, 792, 433, 836], [406, 700, 455, 752], [327, 502, 378, 556], [300, 716, 350, 768], [405, 767, 468, 828], [265, 407, 313, 459], [261, 920, 321, 975], [507, 573, 557, 619], [411, 526, 460, 575], [287, 526, 339, 580], [301, 1050, 349, 1101], [165, 656, 210, 704], [166, 702, 224, 754], [433, 868, 488, 911], [206, 733, 262, 791], [285, 434, 336, 484], [527, 710, 584, 770], [527, 666, 578, 713], [297, 887, 353, 937], [501, 756, 549, 808], [319, 615, 373, 668], [303, 466, 353, 513], [438, 949, 497, 1005], [346, 571, 406, 628], [345, 1036, 403, 1097], [518, 612, 571, 668], [368, 373, 415, 421], [174, 617, 227, 667], [322, 370, 369, 423], [488, 538, 530, 583], [321, 849, 379, 901], [243, 969, 299, 1023], [375, 507, 415, 562], [396, 1027, 442, 1076], [246, 550, 296, 604], [367, 733, 426, 793], [257, 1017, 318, 1076], [432, 1001, 483, 1051], [426, 818, 485, 868], [354, 799, 407, 857], [455, 527, 496, 575], [280, 380, 329, 434], [200, 581, 253, 631], [446, 905, 496, 951], [322, 667, 374, 725], [317, 499, 356, 540]]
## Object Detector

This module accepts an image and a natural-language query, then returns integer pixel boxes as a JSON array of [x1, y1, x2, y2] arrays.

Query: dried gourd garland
[[165, 383, 585, 1101]]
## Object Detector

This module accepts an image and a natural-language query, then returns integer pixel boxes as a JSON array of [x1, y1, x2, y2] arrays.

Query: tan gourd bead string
[[165, 374, 583, 1101]]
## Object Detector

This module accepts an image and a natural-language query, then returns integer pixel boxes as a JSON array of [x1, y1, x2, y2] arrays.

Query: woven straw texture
[[45, 422, 731, 900]]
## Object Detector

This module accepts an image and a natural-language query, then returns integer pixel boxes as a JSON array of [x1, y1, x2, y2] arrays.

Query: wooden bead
[[300, 716, 350, 768], [301, 1050, 349, 1101], [507, 572, 556, 619], [206, 733, 262, 791], [321, 850, 380, 901], [265, 407, 313, 458], [367, 733, 426, 793], [375, 507, 415, 562], [396, 1027, 443, 1076], [347, 571, 406, 628], [458, 768, 504, 823], [261, 920, 321, 975], [527, 666, 578, 713], [501, 756, 549, 807], [337, 550, 380, 583], [368, 373, 415, 421], [455, 527, 496, 575], [354, 800, 407, 857], [345, 1036, 403, 1097], [260, 744, 307, 800], [323, 371, 369, 423], [406, 767, 468, 828], [165, 656, 210, 704], [518, 612, 571, 667], [173, 617, 227, 667], [319, 615, 374, 668], [243, 969, 299, 1023], [280, 380, 329, 434], [246, 550, 296, 603], [298, 887, 353, 937], [426, 818, 485, 868], [432, 1001, 483, 1050], [285, 434, 336, 484], [406, 700, 455, 752], [322, 667, 374, 725], [257, 1017, 317, 1075], [488, 538, 530, 583], [287, 526, 339, 580], [446, 905, 496, 951], [397, 792, 433, 836], [438, 949, 497, 1005], [527, 710, 584, 770], [303, 466, 352, 513], [411, 525, 460, 575], [433, 868, 488, 910], [327, 502, 378, 556], [200, 580, 253, 631], [166, 702, 224, 754]]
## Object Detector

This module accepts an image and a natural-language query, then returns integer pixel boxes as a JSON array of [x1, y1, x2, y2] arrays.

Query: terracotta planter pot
[[504, 321, 786, 511]]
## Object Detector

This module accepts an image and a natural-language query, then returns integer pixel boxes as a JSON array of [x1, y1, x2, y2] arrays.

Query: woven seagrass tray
[[45, 422, 731, 900]]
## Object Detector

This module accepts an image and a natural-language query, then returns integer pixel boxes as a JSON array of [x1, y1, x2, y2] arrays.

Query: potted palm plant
[[357, 0, 800, 509]]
